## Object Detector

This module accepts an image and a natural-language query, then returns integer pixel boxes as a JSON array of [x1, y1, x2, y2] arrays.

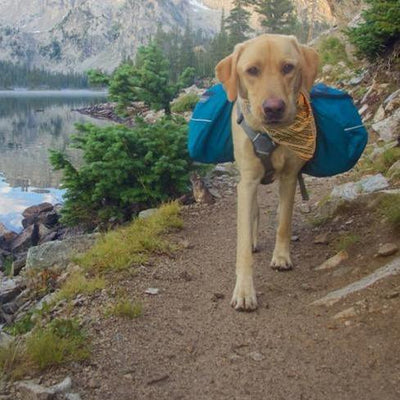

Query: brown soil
[[16, 176, 400, 400]]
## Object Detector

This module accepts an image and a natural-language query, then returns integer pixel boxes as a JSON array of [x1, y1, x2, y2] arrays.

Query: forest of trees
[[1, 0, 329, 90], [150, 0, 328, 81], [0, 60, 89, 90]]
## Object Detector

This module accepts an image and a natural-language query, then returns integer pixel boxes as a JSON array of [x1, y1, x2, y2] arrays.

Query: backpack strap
[[236, 102, 309, 200], [236, 103, 276, 185]]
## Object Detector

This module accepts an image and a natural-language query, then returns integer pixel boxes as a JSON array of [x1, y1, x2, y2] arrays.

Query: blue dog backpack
[[188, 84, 234, 164], [303, 83, 368, 177], [188, 83, 368, 177]]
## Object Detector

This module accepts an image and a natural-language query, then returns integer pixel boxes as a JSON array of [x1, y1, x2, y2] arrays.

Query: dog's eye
[[282, 63, 294, 74], [246, 66, 259, 76]]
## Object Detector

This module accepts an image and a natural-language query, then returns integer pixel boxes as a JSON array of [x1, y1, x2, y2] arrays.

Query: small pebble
[[145, 288, 160, 295], [377, 243, 398, 257]]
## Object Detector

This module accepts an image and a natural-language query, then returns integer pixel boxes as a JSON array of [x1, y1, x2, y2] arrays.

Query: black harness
[[236, 102, 309, 201]]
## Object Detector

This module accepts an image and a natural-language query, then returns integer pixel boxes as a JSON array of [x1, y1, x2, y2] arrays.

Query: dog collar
[[236, 94, 314, 200], [238, 93, 317, 161], [236, 102, 277, 185]]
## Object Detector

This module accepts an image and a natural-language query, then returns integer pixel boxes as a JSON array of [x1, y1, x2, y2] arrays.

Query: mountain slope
[[0, 0, 338, 74], [0, 0, 221, 73]]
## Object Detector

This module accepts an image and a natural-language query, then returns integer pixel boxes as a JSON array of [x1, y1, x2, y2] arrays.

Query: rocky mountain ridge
[[0, 0, 339, 74]]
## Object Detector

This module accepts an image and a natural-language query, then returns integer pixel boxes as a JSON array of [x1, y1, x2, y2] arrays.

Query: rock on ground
[[15, 376, 74, 400], [377, 243, 399, 257], [312, 256, 400, 306], [371, 109, 400, 142], [315, 250, 348, 271], [25, 235, 97, 270], [331, 174, 389, 200]]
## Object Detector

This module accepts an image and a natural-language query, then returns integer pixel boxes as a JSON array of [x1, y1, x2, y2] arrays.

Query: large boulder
[[10, 225, 36, 253], [21, 202, 59, 228], [25, 234, 97, 270]]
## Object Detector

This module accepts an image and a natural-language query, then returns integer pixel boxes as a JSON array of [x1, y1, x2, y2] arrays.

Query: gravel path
[[33, 178, 400, 400]]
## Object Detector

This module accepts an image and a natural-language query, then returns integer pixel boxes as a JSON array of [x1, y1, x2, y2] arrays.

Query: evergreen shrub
[[50, 116, 192, 227], [346, 0, 400, 60]]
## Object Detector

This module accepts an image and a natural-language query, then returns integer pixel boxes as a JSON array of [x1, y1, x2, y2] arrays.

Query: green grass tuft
[[79, 202, 182, 272], [3, 257, 13, 277], [4, 313, 35, 336], [378, 194, 400, 229], [0, 340, 28, 380], [25, 318, 90, 370], [56, 269, 105, 301], [318, 36, 349, 66], [356, 147, 400, 178], [334, 233, 360, 252], [107, 299, 142, 319], [171, 93, 199, 113]]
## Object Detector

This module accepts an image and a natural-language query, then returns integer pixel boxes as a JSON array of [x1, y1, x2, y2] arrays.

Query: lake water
[[0, 90, 107, 232]]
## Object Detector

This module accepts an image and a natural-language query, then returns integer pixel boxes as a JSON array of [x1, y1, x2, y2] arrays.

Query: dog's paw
[[231, 276, 257, 311], [270, 254, 293, 272]]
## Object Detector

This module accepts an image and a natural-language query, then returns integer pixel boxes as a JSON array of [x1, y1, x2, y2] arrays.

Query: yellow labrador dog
[[215, 34, 319, 311]]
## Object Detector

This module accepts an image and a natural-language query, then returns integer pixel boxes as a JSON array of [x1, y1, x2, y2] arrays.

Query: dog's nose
[[262, 98, 286, 119]]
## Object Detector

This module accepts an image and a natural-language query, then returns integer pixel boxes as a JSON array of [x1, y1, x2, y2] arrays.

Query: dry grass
[[56, 269, 105, 301], [355, 146, 400, 178], [79, 202, 182, 272], [0, 340, 28, 381], [334, 233, 361, 251], [25, 318, 90, 371], [378, 193, 400, 230], [107, 299, 143, 319]]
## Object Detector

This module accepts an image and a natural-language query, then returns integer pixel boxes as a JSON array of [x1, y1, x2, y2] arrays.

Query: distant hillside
[[0, 0, 352, 74]]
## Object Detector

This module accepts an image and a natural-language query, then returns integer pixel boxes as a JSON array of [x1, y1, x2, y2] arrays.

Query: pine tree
[[180, 20, 196, 72], [225, 0, 253, 47], [209, 9, 231, 66], [246, 0, 298, 35], [133, 42, 177, 115], [108, 62, 139, 115]]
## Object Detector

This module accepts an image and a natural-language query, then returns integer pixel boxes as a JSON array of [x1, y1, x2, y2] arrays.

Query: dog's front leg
[[231, 175, 259, 311], [271, 173, 298, 271]]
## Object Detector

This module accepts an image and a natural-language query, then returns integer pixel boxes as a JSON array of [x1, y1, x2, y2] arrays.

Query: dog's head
[[215, 34, 319, 128]]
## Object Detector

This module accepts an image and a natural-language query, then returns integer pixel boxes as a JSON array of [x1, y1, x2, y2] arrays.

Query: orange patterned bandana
[[241, 92, 317, 161], [263, 92, 316, 161]]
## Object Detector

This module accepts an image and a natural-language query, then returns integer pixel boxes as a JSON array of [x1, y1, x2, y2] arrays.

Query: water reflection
[[0, 90, 107, 232]]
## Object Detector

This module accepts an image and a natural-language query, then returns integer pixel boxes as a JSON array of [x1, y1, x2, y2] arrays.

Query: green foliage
[[378, 193, 400, 229], [177, 67, 196, 89], [3, 256, 13, 276], [0, 340, 27, 380], [346, 0, 400, 60], [225, 0, 253, 47], [134, 43, 177, 114], [318, 36, 349, 66], [171, 93, 199, 113], [108, 62, 139, 116], [26, 318, 90, 370], [56, 270, 105, 301], [50, 117, 192, 226], [108, 42, 177, 115], [0, 60, 89, 89], [107, 299, 143, 319], [356, 146, 400, 177], [334, 233, 360, 251], [87, 69, 110, 87], [246, 0, 297, 34], [79, 202, 182, 272], [4, 313, 35, 336]]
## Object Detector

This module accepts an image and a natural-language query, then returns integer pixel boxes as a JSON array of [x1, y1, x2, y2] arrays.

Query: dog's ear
[[299, 45, 319, 92], [215, 44, 243, 102]]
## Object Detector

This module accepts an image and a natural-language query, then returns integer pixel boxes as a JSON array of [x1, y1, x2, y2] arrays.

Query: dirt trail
[[40, 178, 400, 400]]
